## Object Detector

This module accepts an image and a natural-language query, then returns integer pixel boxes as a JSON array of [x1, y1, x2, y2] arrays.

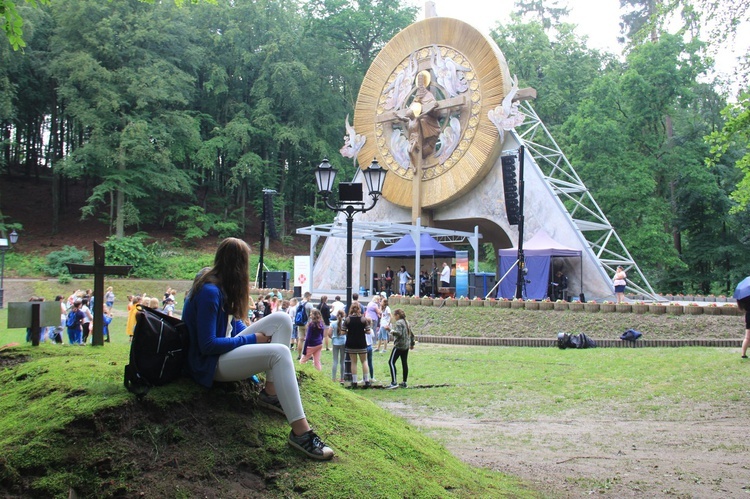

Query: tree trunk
[[116, 156, 125, 237], [50, 95, 60, 235]]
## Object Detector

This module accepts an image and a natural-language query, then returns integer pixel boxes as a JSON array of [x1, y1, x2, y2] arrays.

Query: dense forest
[[0, 0, 748, 294]]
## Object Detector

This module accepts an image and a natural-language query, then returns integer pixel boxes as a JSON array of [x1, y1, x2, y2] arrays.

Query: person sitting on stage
[[552, 270, 568, 301]]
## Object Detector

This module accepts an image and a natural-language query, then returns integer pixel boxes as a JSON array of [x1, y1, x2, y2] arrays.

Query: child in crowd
[[66, 300, 85, 345], [105, 286, 115, 308], [162, 297, 176, 317], [330, 310, 346, 382], [80, 298, 94, 344], [365, 318, 376, 382], [248, 295, 257, 322], [377, 298, 391, 353], [300, 309, 325, 371], [126, 295, 142, 342], [317, 296, 331, 351], [101, 306, 113, 342]]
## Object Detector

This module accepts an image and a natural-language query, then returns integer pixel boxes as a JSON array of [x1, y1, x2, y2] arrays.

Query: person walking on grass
[[182, 238, 334, 460], [387, 309, 415, 389], [300, 308, 325, 371], [344, 301, 370, 389]]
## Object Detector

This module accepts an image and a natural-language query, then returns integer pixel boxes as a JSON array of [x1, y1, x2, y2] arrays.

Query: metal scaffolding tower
[[514, 101, 661, 300]]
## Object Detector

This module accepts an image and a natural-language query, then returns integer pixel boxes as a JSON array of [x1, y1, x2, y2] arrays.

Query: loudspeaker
[[339, 182, 363, 202], [263, 271, 289, 290], [501, 154, 520, 225]]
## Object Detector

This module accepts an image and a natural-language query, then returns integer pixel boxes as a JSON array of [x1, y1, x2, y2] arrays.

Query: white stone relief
[[384, 53, 419, 111], [488, 75, 525, 144], [340, 114, 366, 159], [430, 45, 470, 97], [436, 116, 461, 163]]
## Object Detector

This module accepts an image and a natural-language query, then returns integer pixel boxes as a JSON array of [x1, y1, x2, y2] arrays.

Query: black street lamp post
[[0, 229, 19, 309], [316, 158, 387, 311]]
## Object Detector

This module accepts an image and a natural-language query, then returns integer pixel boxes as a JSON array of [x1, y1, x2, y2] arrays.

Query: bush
[[4, 252, 45, 278], [41, 246, 91, 277], [175, 206, 241, 245], [103, 234, 172, 278]]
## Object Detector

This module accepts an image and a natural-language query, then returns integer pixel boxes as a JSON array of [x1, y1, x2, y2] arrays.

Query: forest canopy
[[0, 0, 749, 295]]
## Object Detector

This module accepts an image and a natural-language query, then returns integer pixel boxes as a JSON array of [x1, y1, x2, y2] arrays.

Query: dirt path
[[381, 402, 750, 498]]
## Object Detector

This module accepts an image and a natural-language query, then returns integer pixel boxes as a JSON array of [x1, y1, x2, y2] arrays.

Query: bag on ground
[[620, 328, 643, 341], [124, 305, 189, 397], [557, 331, 597, 349]]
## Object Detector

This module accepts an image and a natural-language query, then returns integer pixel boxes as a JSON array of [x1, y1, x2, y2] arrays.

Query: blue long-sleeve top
[[182, 283, 258, 387]]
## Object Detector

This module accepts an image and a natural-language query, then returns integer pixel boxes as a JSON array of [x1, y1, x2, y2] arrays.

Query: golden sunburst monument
[[353, 17, 512, 225]]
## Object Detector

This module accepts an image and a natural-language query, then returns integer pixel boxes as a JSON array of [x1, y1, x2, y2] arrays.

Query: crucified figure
[[397, 70, 441, 223], [398, 70, 441, 166]]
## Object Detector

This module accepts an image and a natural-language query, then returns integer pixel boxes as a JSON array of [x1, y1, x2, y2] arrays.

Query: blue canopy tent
[[498, 230, 582, 300], [366, 233, 456, 296], [366, 233, 456, 258]]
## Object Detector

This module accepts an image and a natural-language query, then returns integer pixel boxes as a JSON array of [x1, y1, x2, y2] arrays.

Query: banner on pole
[[294, 256, 310, 295], [455, 250, 469, 298]]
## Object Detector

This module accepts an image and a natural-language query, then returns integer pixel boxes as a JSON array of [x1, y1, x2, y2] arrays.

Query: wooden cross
[[377, 92, 467, 225], [66, 242, 132, 346]]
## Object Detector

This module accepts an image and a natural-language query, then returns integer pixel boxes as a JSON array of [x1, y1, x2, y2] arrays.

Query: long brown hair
[[189, 238, 250, 319], [348, 301, 362, 316]]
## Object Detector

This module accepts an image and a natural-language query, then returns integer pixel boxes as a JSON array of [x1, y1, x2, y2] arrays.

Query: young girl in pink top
[[300, 308, 325, 371]]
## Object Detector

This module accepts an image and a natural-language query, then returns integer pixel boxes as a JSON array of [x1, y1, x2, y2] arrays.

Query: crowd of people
[[24, 285, 183, 346]]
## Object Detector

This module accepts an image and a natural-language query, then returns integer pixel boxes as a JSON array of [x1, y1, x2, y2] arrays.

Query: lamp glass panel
[[315, 161, 337, 193]]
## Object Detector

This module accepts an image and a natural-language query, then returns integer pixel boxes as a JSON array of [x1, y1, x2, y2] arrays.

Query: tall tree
[[513, 0, 570, 31], [49, 0, 198, 236]]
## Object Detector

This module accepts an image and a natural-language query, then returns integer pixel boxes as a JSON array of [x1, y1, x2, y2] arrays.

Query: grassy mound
[[0, 343, 536, 498]]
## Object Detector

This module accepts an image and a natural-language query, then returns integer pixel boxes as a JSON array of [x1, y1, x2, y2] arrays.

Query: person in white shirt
[[330, 296, 345, 316], [397, 266, 411, 295], [377, 298, 392, 353], [440, 262, 451, 287]]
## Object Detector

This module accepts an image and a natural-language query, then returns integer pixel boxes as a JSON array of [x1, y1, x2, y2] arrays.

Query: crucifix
[[66, 242, 132, 346], [376, 69, 468, 225]]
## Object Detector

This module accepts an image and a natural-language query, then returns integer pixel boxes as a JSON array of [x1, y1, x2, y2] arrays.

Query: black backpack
[[556, 331, 597, 349], [124, 305, 189, 397]]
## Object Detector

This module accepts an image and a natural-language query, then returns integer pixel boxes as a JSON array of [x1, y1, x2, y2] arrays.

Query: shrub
[[175, 206, 241, 245], [103, 234, 173, 279], [41, 246, 91, 277], [5, 252, 45, 278]]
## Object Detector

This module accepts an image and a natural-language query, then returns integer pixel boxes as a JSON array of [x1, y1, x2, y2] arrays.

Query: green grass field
[[1, 300, 747, 497]]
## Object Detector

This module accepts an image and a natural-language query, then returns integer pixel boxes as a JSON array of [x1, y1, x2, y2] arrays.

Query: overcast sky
[[424, 0, 746, 89]]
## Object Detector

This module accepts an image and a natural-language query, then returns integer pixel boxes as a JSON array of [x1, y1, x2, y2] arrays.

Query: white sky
[[425, 0, 747, 90], [432, 0, 622, 53]]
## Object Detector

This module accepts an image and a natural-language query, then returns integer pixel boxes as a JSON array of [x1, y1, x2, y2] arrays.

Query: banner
[[455, 250, 469, 298], [293, 256, 310, 295]]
